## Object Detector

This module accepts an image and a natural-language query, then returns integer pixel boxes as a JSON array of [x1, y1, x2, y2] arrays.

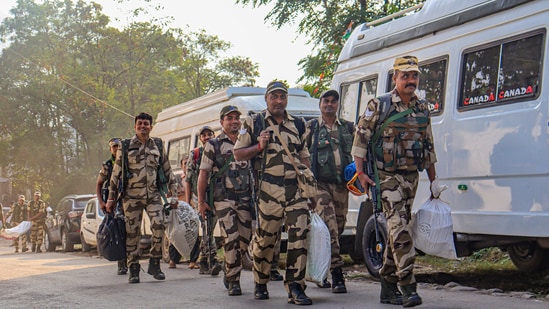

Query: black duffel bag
[[96, 213, 126, 261]]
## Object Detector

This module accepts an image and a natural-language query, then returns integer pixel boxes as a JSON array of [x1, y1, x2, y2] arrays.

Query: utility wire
[[6, 48, 134, 119]]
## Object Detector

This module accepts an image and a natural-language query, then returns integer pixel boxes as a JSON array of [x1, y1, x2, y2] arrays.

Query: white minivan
[[332, 0, 549, 276]]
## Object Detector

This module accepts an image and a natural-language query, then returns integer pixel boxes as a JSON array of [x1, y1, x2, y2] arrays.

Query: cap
[[199, 126, 214, 135], [220, 105, 241, 119], [34, 191, 41, 196], [108, 137, 121, 147], [393, 56, 420, 72], [19, 195, 25, 201], [320, 89, 339, 101], [266, 80, 288, 94]]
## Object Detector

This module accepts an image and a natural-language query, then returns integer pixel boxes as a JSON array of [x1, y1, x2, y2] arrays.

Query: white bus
[[331, 0, 549, 276]]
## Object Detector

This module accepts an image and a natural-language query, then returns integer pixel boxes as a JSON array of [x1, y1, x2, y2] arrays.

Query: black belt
[[261, 174, 298, 186], [225, 191, 251, 201]]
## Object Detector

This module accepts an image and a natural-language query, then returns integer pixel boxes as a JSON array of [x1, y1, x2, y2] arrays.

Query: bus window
[[167, 136, 191, 171], [340, 76, 378, 123], [358, 78, 378, 121], [459, 30, 544, 110], [387, 57, 448, 115], [340, 83, 359, 122]]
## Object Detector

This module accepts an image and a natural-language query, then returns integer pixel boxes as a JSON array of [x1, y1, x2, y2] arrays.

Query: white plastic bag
[[165, 201, 200, 258], [412, 198, 458, 259], [305, 212, 331, 284], [0, 221, 32, 240]]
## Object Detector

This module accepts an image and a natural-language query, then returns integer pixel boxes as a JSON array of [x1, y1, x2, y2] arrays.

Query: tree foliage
[[0, 0, 259, 203], [235, 0, 425, 94]]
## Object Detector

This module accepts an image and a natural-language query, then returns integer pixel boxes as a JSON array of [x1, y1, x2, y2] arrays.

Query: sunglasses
[[346, 173, 368, 197]]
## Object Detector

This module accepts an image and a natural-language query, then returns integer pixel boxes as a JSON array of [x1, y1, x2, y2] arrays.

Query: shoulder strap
[[293, 116, 305, 137], [121, 139, 130, 196], [208, 139, 234, 206], [310, 119, 320, 177], [372, 108, 414, 143], [377, 93, 392, 127]]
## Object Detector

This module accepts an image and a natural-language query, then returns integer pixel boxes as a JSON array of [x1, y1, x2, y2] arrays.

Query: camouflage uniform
[[28, 198, 46, 252], [6, 199, 28, 252], [200, 132, 253, 282], [304, 116, 354, 271], [108, 136, 178, 268], [187, 146, 218, 272], [234, 109, 310, 291], [351, 90, 437, 286]]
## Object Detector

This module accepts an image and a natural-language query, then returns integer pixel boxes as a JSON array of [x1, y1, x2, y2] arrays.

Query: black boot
[[331, 267, 347, 293], [210, 258, 222, 276], [380, 277, 403, 305], [128, 263, 140, 284], [147, 257, 166, 280], [254, 283, 269, 300], [117, 259, 128, 275], [270, 270, 283, 281], [228, 280, 242, 296], [199, 258, 210, 275], [401, 283, 422, 308], [316, 278, 331, 288], [287, 282, 312, 305]]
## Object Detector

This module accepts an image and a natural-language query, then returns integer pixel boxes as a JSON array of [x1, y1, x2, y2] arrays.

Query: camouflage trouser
[[216, 197, 253, 281], [123, 196, 165, 267], [30, 220, 45, 247], [378, 170, 419, 286], [13, 222, 27, 250], [314, 182, 349, 269], [253, 182, 310, 291]]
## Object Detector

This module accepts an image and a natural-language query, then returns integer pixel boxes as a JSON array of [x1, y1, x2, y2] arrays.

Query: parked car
[[44, 194, 95, 252], [80, 196, 152, 254], [80, 197, 105, 252]]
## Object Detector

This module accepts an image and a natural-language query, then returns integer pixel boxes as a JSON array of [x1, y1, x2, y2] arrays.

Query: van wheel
[[61, 230, 74, 252], [44, 232, 56, 252], [508, 242, 549, 272], [81, 233, 91, 252], [362, 214, 388, 280]]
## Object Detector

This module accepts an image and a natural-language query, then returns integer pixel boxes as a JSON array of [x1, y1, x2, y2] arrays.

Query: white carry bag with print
[[165, 201, 200, 258], [0, 221, 32, 240], [412, 198, 458, 259], [305, 212, 331, 284]]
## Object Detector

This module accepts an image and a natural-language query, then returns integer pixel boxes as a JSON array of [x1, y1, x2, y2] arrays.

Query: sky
[[0, 0, 311, 87]]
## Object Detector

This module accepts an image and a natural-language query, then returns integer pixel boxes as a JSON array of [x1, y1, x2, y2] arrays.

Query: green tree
[[0, 0, 259, 202], [236, 0, 425, 94]]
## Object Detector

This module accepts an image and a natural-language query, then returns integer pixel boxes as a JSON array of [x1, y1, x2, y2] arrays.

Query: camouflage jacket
[[351, 90, 437, 171], [28, 199, 46, 221], [108, 135, 177, 200], [234, 109, 310, 180], [200, 132, 251, 195]]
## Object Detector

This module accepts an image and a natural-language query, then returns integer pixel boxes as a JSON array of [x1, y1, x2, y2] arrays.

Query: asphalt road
[[0, 239, 547, 309]]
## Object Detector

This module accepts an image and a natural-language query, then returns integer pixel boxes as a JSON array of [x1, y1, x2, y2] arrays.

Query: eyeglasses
[[346, 173, 368, 197]]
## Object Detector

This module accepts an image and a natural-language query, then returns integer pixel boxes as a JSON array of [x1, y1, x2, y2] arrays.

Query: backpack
[[188, 147, 204, 195], [101, 159, 113, 203], [251, 110, 306, 145]]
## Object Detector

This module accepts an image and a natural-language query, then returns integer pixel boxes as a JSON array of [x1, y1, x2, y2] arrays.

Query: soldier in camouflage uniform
[[197, 105, 253, 296], [234, 80, 312, 306], [185, 126, 221, 275], [28, 191, 46, 253], [352, 56, 444, 308], [106, 112, 178, 284], [304, 89, 354, 293], [96, 137, 128, 275], [6, 195, 28, 253]]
